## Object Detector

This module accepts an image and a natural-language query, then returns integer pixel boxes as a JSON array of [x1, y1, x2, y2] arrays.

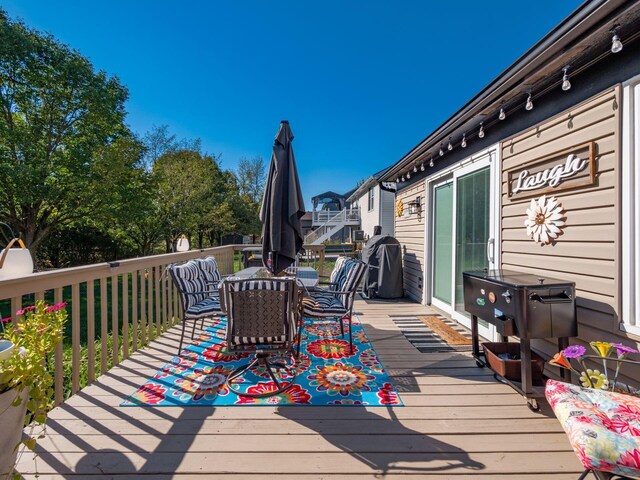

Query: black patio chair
[[300, 258, 367, 354], [221, 277, 299, 397], [168, 260, 223, 353]]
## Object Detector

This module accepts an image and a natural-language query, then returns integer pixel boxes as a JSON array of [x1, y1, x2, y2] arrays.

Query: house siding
[[395, 181, 425, 302], [499, 85, 640, 379], [356, 185, 395, 238]]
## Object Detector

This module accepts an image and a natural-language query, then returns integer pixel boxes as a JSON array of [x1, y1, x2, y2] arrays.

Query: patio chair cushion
[[545, 379, 640, 478], [185, 297, 222, 319], [169, 260, 212, 310], [197, 256, 222, 291], [302, 291, 348, 318]]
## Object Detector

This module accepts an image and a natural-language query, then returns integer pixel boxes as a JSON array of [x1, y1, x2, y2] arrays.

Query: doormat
[[390, 314, 473, 353], [121, 316, 403, 406], [419, 315, 472, 345]]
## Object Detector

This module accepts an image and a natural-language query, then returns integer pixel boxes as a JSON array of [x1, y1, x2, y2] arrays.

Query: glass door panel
[[454, 167, 490, 315], [432, 182, 454, 304]]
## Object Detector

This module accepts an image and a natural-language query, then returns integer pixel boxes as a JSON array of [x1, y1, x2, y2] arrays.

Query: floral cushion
[[546, 379, 640, 477]]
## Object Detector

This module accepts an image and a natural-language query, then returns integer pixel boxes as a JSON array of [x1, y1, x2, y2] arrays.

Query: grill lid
[[463, 269, 574, 288]]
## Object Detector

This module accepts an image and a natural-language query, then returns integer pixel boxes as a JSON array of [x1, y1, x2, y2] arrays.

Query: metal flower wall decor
[[524, 195, 565, 245]]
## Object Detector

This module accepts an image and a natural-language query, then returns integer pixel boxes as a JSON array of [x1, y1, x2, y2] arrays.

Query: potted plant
[[0, 301, 67, 478]]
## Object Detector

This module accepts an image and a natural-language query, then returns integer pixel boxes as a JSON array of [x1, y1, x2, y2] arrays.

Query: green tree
[[0, 9, 129, 255], [152, 150, 228, 250], [142, 124, 202, 169], [237, 155, 266, 204]]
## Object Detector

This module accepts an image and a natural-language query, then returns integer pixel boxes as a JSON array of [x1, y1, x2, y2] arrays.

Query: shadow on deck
[[17, 297, 581, 479]]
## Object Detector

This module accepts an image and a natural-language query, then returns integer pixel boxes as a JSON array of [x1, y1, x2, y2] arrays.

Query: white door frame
[[423, 145, 501, 340]]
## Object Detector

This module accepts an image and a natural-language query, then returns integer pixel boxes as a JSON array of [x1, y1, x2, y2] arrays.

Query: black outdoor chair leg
[[296, 318, 304, 357], [226, 352, 297, 398], [191, 317, 198, 339], [339, 317, 345, 337], [348, 315, 353, 354], [578, 469, 592, 480]]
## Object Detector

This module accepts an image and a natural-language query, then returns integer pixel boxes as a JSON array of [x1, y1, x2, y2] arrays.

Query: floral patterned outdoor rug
[[121, 316, 403, 406]]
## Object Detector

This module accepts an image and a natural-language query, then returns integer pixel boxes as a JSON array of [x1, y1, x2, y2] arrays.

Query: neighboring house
[[305, 190, 359, 244], [376, 0, 640, 382], [346, 167, 396, 239]]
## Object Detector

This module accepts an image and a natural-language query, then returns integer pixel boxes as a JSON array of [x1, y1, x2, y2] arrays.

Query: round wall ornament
[[524, 195, 565, 245], [395, 199, 404, 217]]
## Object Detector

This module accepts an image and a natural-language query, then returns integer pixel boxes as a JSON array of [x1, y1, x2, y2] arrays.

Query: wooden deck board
[[16, 297, 582, 478]]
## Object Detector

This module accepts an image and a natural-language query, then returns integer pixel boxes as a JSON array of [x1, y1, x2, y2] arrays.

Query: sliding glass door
[[429, 152, 497, 339], [432, 181, 454, 305]]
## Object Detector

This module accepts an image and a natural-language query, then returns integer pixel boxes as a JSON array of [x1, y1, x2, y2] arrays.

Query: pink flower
[[15, 305, 36, 316], [612, 343, 638, 358], [45, 302, 67, 313], [1, 317, 11, 323]]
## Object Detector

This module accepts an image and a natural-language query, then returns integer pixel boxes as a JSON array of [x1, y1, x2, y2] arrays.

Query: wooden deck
[[17, 298, 583, 479]]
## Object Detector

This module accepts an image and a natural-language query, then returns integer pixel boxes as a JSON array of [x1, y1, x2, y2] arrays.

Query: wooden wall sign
[[507, 141, 596, 200]]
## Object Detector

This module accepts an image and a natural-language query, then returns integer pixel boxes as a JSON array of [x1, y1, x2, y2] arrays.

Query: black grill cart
[[463, 269, 577, 410]]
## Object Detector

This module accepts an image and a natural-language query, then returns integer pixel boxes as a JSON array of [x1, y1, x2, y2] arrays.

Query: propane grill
[[463, 269, 577, 409]]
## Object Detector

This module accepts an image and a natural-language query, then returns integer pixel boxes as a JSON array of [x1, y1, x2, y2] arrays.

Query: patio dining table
[[230, 266, 319, 289]]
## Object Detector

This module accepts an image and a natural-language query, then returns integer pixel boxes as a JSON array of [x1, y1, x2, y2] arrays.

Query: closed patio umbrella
[[261, 120, 306, 275]]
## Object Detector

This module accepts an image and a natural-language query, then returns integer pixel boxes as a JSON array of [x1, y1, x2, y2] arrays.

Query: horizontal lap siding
[[396, 182, 426, 302], [500, 86, 633, 371]]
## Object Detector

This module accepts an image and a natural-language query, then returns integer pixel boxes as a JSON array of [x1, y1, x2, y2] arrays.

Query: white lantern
[[0, 238, 34, 279], [176, 236, 190, 252]]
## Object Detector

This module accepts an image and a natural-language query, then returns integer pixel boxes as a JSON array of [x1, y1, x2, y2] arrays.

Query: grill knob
[[538, 277, 545, 284], [501, 290, 512, 303]]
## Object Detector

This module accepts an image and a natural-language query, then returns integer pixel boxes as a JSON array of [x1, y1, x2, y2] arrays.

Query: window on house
[[622, 75, 640, 333], [368, 188, 374, 211]]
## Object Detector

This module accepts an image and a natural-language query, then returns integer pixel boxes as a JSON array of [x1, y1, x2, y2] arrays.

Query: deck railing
[[0, 243, 324, 406], [311, 208, 360, 225]]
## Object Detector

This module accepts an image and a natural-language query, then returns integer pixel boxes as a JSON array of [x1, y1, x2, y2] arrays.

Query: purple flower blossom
[[612, 343, 638, 358], [563, 345, 586, 359]]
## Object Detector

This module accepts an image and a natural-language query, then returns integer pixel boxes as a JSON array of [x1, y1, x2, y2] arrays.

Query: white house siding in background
[[394, 181, 425, 302], [355, 185, 395, 238]]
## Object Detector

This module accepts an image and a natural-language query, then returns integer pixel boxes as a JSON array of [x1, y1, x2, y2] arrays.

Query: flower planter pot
[[482, 342, 545, 384], [0, 387, 29, 477]]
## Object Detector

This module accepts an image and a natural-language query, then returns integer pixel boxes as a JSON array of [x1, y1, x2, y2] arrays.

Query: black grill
[[462, 269, 578, 409]]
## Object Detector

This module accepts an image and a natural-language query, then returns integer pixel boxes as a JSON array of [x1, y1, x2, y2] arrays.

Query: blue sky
[[3, 1, 582, 208]]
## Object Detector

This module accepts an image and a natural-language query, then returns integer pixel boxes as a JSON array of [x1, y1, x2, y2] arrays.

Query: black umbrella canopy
[[261, 120, 306, 274]]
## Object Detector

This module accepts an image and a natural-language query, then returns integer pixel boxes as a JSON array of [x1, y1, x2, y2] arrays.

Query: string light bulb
[[396, 177, 400, 183], [561, 67, 571, 91], [429, 157, 434, 168], [478, 122, 485, 139], [439, 143, 444, 156], [447, 137, 453, 151], [401, 175, 405, 182], [413, 165, 418, 173], [420, 162, 425, 172], [461, 133, 467, 148], [499, 108, 506, 120], [611, 28, 623, 53], [525, 91, 534, 111], [406, 171, 411, 179]]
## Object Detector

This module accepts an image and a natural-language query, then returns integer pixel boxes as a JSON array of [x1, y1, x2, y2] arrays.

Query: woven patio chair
[[300, 258, 366, 354], [168, 260, 222, 353], [221, 277, 300, 397]]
